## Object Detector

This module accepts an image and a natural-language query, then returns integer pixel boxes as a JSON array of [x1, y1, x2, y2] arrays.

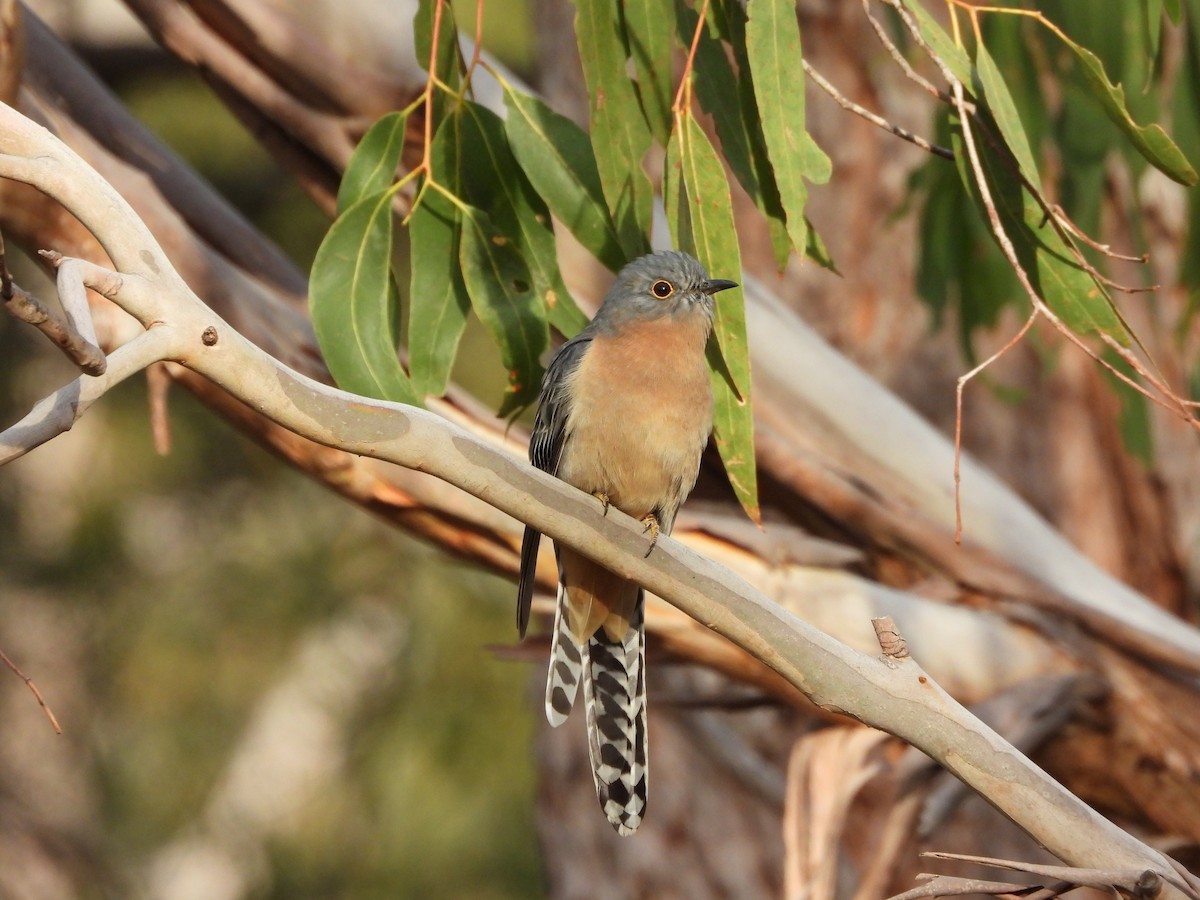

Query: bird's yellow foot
[[592, 491, 611, 516], [640, 514, 660, 558]]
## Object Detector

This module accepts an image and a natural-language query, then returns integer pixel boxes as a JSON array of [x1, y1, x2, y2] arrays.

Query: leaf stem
[[672, 0, 710, 113]]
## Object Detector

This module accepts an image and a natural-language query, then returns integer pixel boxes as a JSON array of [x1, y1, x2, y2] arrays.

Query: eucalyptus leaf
[[459, 101, 588, 336], [574, 0, 653, 258], [1058, 28, 1197, 185], [672, 115, 759, 523], [310, 189, 417, 404], [624, 0, 676, 143], [503, 87, 626, 273], [337, 111, 409, 215], [459, 206, 548, 416]]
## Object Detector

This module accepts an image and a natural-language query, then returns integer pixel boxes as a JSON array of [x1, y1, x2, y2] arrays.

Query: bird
[[515, 250, 738, 835]]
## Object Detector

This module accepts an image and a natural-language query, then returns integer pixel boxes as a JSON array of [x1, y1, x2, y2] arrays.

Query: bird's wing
[[516, 334, 594, 637]]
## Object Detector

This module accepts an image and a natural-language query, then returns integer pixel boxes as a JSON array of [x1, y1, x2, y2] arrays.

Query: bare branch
[[803, 59, 954, 160], [0, 645, 61, 734]]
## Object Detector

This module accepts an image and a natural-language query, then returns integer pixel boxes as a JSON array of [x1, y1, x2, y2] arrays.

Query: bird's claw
[[592, 491, 611, 516], [640, 514, 660, 558]]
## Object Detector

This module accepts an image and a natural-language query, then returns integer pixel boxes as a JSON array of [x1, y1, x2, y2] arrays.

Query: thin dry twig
[[861, 0, 954, 103], [0, 646, 62, 734], [803, 59, 954, 159], [954, 308, 1039, 542]]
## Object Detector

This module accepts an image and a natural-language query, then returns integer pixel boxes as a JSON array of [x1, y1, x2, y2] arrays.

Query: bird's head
[[593, 250, 738, 331]]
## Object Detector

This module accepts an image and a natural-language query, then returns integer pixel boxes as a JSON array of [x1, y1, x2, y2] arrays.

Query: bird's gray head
[[591, 250, 738, 332]]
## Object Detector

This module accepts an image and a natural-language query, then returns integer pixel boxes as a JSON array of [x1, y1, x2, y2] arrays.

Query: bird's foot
[[592, 491, 611, 516], [640, 514, 660, 558]]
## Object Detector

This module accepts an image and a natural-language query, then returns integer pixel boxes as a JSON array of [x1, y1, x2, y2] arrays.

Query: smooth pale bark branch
[[0, 104, 1192, 897]]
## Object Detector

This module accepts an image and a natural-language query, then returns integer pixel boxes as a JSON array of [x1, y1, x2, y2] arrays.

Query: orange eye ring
[[651, 280, 674, 299]]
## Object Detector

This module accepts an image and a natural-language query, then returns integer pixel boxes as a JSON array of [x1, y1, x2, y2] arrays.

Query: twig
[[881, 0, 975, 114], [0, 647, 61, 734], [861, 0, 954, 103], [0, 234, 106, 375], [673, 0, 710, 112], [803, 59, 954, 159], [955, 309, 1039, 543], [1049, 203, 1148, 263]]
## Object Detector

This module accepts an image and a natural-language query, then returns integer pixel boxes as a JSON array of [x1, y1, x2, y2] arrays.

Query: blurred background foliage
[[3, 0, 543, 896]]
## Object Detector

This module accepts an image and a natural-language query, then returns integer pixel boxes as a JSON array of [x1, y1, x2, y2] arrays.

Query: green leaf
[[745, 0, 831, 258], [1142, 0, 1163, 64], [671, 114, 759, 523], [951, 116, 1124, 340], [1164, 0, 1182, 23], [415, 0, 461, 88], [804, 217, 838, 274], [623, 0, 676, 143], [1104, 347, 1155, 465], [457, 101, 588, 337], [974, 42, 1042, 192], [408, 117, 470, 398], [337, 111, 409, 215], [1057, 28, 1198, 185], [502, 87, 626, 274], [310, 189, 418, 404], [459, 206, 548, 416], [408, 197, 470, 398], [573, 0, 654, 259], [900, 0, 974, 87]]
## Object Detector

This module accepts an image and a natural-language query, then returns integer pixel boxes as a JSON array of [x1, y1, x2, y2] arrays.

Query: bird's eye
[[651, 280, 674, 299]]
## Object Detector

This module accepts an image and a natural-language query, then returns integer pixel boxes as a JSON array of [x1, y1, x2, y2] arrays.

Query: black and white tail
[[544, 587, 648, 835]]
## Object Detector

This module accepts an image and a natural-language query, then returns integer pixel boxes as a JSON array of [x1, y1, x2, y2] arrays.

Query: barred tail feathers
[[583, 596, 648, 836], [544, 580, 583, 726]]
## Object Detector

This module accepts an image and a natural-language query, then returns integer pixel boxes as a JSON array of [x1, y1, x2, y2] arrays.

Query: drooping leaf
[[414, 0, 462, 126], [408, 117, 470, 398], [1104, 347, 1155, 465], [337, 111, 410, 215], [974, 42, 1042, 192], [409, 197, 470, 398], [310, 189, 418, 404], [804, 217, 838, 274], [459, 101, 588, 336], [1141, 0, 1164, 64], [671, 114, 759, 523], [951, 115, 1125, 341], [744, 0, 831, 258], [503, 87, 626, 273], [900, 0, 974, 87], [459, 205, 548, 416], [573, 0, 653, 259], [623, 0, 676, 143], [1056, 27, 1197, 184]]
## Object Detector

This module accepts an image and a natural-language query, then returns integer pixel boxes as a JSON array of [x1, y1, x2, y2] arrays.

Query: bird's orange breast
[[557, 313, 713, 524]]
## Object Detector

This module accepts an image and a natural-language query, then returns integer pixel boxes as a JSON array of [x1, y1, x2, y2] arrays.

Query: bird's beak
[[700, 279, 739, 295]]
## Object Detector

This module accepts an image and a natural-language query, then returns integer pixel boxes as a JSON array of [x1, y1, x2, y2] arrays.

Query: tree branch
[[0, 103, 1190, 896]]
